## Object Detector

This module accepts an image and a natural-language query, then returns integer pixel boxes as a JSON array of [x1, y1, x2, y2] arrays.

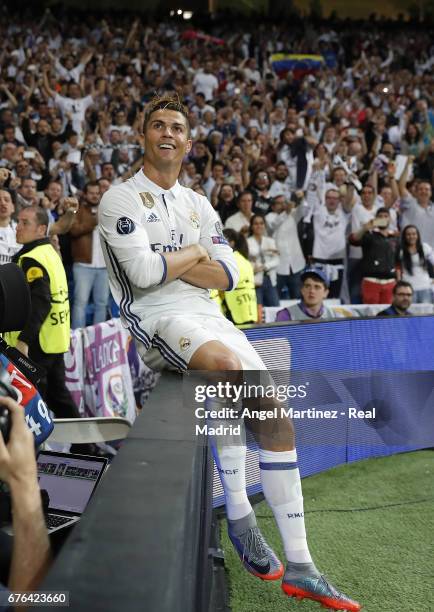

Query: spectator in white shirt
[[191, 93, 216, 119], [269, 162, 294, 200], [310, 188, 353, 298], [322, 125, 338, 154], [192, 61, 218, 102], [239, 57, 261, 84], [0, 188, 19, 264], [42, 76, 99, 138], [247, 214, 280, 306], [266, 195, 306, 299], [49, 49, 93, 83], [225, 191, 254, 235]]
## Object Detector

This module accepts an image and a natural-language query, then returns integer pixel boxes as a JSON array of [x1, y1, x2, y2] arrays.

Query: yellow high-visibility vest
[[6, 243, 70, 353], [223, 251, 257, 324]]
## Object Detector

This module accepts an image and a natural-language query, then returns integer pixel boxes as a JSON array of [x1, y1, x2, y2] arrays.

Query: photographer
[[0, 396, 51, 600]]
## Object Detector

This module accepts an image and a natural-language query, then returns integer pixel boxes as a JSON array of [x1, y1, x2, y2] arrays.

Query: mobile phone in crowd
[[373, 218, 389, 228]]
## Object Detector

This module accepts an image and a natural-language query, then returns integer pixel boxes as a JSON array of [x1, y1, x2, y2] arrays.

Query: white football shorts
[[135, 313, 267, 372]]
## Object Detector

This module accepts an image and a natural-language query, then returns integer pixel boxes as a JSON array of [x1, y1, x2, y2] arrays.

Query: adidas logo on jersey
[[146, 212, 161, 223]]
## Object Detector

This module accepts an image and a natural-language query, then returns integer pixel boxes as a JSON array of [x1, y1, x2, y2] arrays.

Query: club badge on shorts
[[139, 192, 155, 208], [190, 211, 200, 229], [179, 337, 191, 351]]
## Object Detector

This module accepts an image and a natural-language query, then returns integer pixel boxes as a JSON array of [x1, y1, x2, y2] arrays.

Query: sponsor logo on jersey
[[116, 217, 136, 235], [189, 211, 200, 229], [151, 232, 184, 253], [139, 192, 155, 208], [146, 212, 161, 223], [179, 337, 191, 351], [211, 236, 229, 245]]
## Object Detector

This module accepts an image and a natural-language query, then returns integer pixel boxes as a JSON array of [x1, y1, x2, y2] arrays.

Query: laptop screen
[[37, 451, 107, 515]]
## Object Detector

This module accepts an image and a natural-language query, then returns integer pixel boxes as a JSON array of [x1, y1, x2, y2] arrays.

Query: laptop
[[36, 451, 108, 534]]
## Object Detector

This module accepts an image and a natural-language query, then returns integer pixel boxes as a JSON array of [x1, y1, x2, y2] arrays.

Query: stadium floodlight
[[183, 11, 193, 19], [177, 9, 183, 14], [170, 10, 175, 15]]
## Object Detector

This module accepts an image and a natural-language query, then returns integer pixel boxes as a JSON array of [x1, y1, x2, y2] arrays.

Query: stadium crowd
[[0, 8, 434, 322], [1, 7, 434, 607]]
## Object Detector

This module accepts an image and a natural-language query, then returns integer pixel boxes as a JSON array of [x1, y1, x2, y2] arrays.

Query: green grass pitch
[[220, 450, 434, 612]]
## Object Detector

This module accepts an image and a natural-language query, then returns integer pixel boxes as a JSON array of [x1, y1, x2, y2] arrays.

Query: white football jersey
[[0, 222, 20, 265], [98, 170, 239, 348]]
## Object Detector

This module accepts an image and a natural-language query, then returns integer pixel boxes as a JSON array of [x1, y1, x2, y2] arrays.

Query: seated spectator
[[397, 225, 434, 303], [276, 267, 336, 321], [0, 396, 51, 595], [266, 194, 306, 299], [377, 281, 414, 316], [349, 208, 397, 304], [225, 190, 254, 234], [247, 214, 280, 306], [220, 229, 257, 324], [70, 182, 109, 328]]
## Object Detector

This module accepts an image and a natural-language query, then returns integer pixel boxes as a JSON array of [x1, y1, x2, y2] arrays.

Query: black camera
[[0, 263, 32, 444]]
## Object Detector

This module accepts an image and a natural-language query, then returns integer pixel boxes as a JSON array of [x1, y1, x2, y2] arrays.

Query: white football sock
[[209, 413, 252, 521], [259, 448, 313, 564]]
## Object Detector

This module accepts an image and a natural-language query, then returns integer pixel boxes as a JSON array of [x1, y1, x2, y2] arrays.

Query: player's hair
[[143, 94, 190, 136]]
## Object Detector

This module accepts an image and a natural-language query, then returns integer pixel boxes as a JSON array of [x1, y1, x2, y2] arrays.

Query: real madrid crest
[[190, 211, 200, 229], [179, 337, 191, 351], [139, 192, 155, 209]]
